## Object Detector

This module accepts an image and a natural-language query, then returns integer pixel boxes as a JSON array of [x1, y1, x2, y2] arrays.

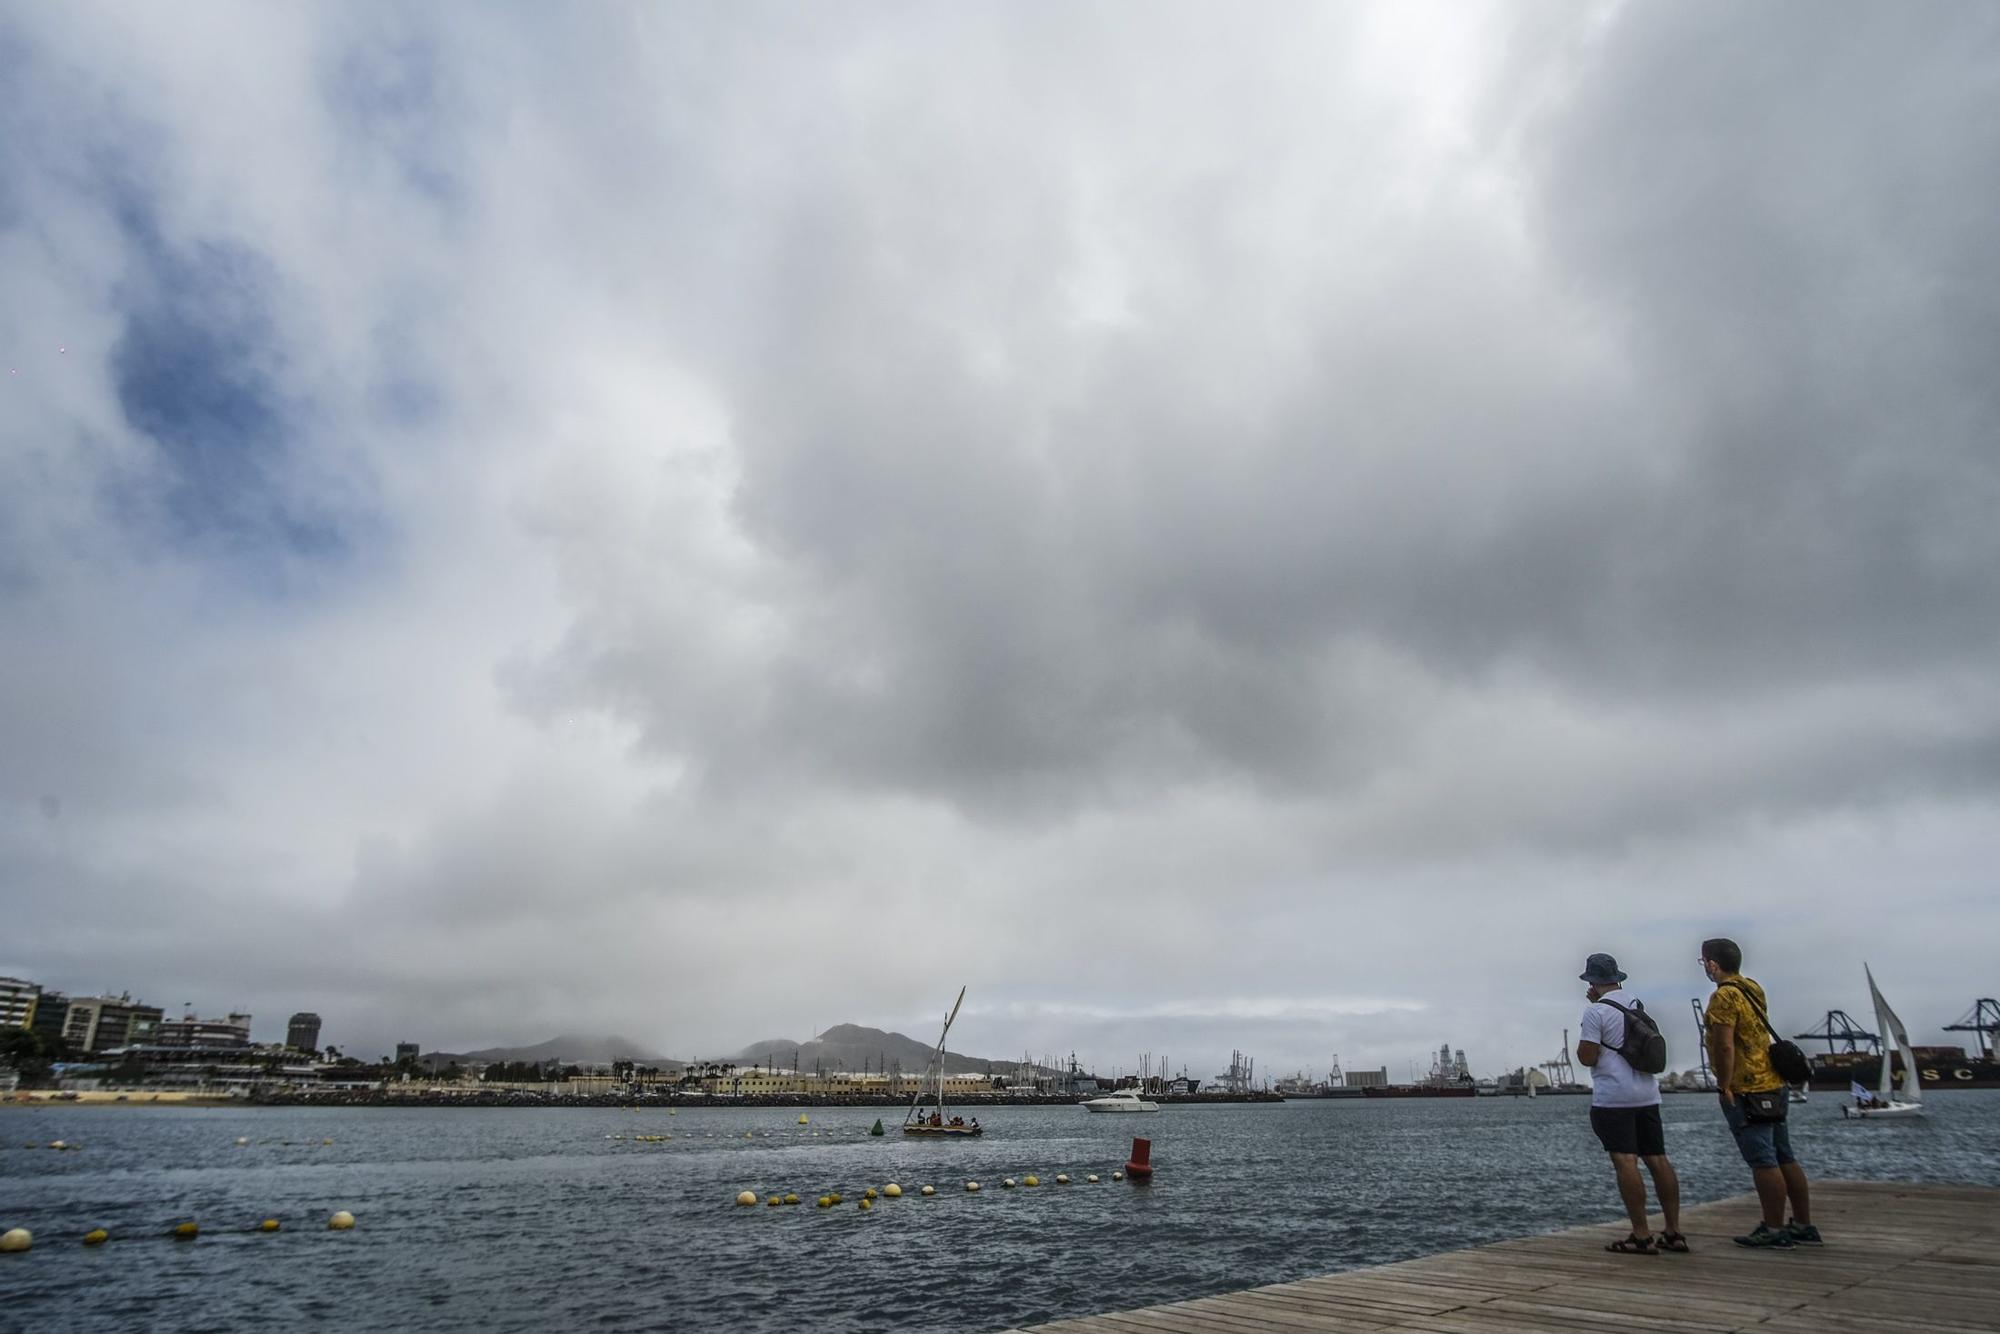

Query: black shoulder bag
[[1719, 982, 1810, 1123]]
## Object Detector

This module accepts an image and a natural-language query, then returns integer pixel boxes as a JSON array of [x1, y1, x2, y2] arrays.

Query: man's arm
[[1708, 1020, 1736, 1102], [1576, 1040, 1600, 1067]]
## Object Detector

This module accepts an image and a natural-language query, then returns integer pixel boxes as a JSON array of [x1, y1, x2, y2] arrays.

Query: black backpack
[[1720, 981, 1813, 1085], [1599, 997, 1669, 1074]]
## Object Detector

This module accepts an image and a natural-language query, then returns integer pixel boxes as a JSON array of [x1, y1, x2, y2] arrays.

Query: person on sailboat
[[1575, 953, 1685, 1255], [1701, 938, 1821, 1249]]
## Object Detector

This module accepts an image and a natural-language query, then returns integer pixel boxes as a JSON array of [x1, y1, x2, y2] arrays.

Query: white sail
[[1865, 965, 1923, 1107]]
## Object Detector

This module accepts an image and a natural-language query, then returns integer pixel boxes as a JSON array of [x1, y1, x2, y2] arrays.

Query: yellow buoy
[[920, 1185, 935, 1196], [883, 1183, 902, 1198], [259, 1219, 280, 1232], [798, 1115, 809, 1124], [817, 1196, 832, 1208], [783, 1194, 799, 1206], [862, 1188, 877, 1201], [965, 1181, 981, 1193], [1056, 1174, 1070, 1184], [1024, 1175, 1040, 1187], [48, 1140, 66, 1151], [767, 1196, 782, 1207], [328, 1211, 356, 1230], [858, 1198, 872, 1211], [83, 1228, 109, 1246], [321, 1139, 333, 1146], [735, 1192, 758, 1207], [173, 1222, 199, 1240], [1, 1228, 30, 1253]]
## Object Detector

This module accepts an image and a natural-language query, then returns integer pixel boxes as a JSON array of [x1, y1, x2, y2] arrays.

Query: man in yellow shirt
[[1702, 937, 1819, 1249]]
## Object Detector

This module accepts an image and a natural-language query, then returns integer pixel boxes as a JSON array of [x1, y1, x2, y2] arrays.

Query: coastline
[[4, 1088, 1286, 1110]]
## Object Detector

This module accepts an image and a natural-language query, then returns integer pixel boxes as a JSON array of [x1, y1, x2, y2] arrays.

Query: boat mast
[[928, 986, 965, 1124]]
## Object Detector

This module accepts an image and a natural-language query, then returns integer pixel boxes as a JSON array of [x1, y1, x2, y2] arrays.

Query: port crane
[[1540, 1029, 1577, 1088], [1690, 999, 1715, 1088], [1944, 999, 2000, 1059], [1793, 1010, 1880, 1056]]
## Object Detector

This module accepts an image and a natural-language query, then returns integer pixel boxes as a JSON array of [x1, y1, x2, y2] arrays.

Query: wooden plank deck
[[1018, 1181, 2000, 1334]]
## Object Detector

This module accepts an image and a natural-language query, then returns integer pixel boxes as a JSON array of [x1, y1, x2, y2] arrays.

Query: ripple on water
[[2, 1096, 1997, 1331]]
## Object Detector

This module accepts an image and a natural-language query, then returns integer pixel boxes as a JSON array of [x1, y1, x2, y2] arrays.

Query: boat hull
[[902, 1125, 983, 1137], [1808, 1055, 2000, 1092], [1082, 1103, 1158, 1113], [1841, 1102, 1925, 1120]]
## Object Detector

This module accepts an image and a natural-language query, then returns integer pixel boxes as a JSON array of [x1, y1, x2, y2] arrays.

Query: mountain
[[424, 1034, 674, 1068], [733, 1023, 1029, 1076]]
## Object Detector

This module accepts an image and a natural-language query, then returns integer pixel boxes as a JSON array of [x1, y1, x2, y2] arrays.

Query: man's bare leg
[[1752, 1165, 1787, 1228], [1642, 1154, 1680, 1235], [1780, 1162, 1811, 1225], [1610, 1153, 1651, 1239]]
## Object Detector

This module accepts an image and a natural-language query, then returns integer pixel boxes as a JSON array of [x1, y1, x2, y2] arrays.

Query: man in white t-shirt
[[1575, 953, 1685, 1255]]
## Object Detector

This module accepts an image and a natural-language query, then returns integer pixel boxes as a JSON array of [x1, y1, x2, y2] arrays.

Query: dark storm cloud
[[3, 2, 1997, 1070]]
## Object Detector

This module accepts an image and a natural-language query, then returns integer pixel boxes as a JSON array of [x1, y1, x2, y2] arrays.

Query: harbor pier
[[1018, 1181, 2000, 1333]]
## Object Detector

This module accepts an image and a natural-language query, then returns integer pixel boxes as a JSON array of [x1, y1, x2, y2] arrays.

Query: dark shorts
[[1590, 1104, 1666, 1156], [1719, 1093, 1796, 1170]]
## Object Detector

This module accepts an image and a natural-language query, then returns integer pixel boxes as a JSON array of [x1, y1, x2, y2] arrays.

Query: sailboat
[[1842, 965, 1926, 1120], [903, 986, 984, 1137]]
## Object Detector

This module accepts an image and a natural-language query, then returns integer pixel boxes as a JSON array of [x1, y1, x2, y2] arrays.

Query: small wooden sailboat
[[903, 986, 984, 1137], [1843, 965, 1926, 1120]]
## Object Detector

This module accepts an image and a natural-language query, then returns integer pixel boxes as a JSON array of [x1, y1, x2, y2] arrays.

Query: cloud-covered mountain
[[733, 1023, 1025, 1076]]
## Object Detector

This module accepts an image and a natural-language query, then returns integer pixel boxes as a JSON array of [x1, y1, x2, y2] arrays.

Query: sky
[[3, 2, 1997, 1080]]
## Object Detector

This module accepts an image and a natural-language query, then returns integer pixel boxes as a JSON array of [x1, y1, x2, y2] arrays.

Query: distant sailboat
[[1843, 966, 1926, 1120]]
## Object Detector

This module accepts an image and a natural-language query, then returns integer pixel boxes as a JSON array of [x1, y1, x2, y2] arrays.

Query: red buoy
[[1125, 1136, 1153, 1179]]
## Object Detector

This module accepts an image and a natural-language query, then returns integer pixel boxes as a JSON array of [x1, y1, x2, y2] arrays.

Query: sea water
[[3, 1092, 1996, 1332]]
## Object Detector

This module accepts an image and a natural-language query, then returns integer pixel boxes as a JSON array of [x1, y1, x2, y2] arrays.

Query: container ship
[[1805, 1047, 2000, 1092], [1795, 998, 1999, 1092]]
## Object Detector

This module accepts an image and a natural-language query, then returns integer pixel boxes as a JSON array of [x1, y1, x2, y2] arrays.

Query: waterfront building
[[695, 1068, 997, 1098], [29, 993, 70, 1046], [287, 1012, 322, 1053], [155, 1012, 253, 1048], [395, 1042, 420, 1064], [61, 994, 165, 1053], [0, 976, 40, 1029]]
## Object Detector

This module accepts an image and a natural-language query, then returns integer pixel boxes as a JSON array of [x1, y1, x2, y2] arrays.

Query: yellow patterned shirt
[[1705, 975, 1785, 1094]]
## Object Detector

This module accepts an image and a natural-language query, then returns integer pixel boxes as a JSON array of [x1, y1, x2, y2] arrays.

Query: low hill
[[733, 1023, 1031, 1076], [424, 1034, 674, 1068]]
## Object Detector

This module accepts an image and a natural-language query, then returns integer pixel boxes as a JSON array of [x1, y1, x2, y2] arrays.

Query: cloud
[[3, 2, 1997, 1078]]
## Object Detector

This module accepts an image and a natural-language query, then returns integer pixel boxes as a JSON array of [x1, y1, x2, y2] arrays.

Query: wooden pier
[[1019, 1181, 2000, 1333]]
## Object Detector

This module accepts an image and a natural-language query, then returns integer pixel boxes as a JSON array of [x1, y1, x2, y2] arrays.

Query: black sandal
[[1659, 1232, 1690, 1253], [1606, 1234, 1657, 1255]]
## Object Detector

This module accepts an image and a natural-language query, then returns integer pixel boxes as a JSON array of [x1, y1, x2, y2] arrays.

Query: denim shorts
[[1720, 1093, 1796, 1169]]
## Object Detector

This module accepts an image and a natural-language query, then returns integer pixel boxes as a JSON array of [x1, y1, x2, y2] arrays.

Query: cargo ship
[[1796, 998, 1999, 1091], [1806, 1047, 2000, 1092], [1361, 1043, 1477, 1097]]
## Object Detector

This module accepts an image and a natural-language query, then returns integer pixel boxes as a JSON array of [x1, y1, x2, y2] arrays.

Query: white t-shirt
[[1580, 991, 1661, 1108]]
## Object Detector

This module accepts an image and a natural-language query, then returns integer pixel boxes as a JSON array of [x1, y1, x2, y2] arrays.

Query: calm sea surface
[[4, 1092, 1997, 1332]]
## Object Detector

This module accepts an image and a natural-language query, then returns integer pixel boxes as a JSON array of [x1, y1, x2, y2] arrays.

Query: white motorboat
[[1081, 1089, 1158, 1113], [1843, 965, 1926, 1121]]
